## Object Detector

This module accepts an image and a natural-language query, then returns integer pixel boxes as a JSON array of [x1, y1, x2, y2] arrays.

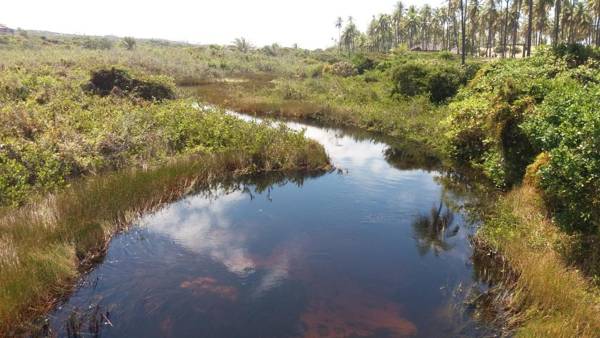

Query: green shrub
[[446, 45, 600, 233], [427, 67, 463, 103], [522, 80, 600, 233], [82, 37, 113, 50], [552, 43, 600, 67], [391, 61, 468, 103], [391, 61, 428, 97], [351, 54, 377, 74]]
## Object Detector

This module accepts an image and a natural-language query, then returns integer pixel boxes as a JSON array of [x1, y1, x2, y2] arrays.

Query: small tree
[[122, 37, 136, 50], [233, 37, 253, 53]]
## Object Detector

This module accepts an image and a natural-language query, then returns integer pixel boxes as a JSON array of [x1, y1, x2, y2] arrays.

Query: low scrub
[[0, 60, 328, 208]]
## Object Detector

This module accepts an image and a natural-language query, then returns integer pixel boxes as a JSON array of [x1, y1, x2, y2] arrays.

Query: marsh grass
[[0, 148, 329, 335], [476, 185, 600, 337], [187, 75, 446, 151]]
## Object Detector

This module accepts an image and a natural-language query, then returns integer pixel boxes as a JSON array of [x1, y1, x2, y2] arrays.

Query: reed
[[476, 185, 600, 337]]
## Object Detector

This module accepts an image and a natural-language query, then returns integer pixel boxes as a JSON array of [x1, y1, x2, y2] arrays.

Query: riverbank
[[476, 185, 600, 337], [0, 40, 330, 333], [0, 149, 329, 335], [188, 51, 476, 154], [189, 48, 600, 336]]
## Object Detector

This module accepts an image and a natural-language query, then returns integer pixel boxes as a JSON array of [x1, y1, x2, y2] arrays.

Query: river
[[40, 113, 497, 337]]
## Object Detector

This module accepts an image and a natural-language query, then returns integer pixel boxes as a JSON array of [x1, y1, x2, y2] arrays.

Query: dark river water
[[41, 114, 497, 337]]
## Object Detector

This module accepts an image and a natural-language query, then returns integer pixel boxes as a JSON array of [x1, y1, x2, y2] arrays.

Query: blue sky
[[2, 0, 443, 49]]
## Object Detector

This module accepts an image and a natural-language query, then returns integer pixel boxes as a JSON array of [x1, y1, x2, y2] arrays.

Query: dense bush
[[351, 53, 378, 74], [446, 45, 600, 233], [0, 64, 327, 206], [391, 61, 469, 103], [391, 62, 428, 97], [552, 43, 600, 67], [522, 79, 600, 232]]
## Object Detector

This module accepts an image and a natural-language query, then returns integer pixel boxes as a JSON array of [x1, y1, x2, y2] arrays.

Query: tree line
[[336, 0, 600, 59]]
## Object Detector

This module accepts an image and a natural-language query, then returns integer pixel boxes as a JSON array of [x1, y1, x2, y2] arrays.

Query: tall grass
[[476, 185, 600, 337], [0, 148, 329, 335]]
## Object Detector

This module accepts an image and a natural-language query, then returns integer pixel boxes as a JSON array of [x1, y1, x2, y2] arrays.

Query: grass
[[476, 185, 600, 337]]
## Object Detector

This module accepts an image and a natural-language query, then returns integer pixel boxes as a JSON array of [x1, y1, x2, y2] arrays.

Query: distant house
[[0, 24, 15, 34]]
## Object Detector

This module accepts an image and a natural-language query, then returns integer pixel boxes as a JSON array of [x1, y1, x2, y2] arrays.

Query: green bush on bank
[[446, 45, 600, 233], [390, 59, 477, 103]]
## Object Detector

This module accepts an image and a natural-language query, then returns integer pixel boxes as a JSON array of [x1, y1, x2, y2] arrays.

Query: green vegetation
[[2, 9, 600, 335], [446, 45, 600, 234], [191, 50, 477, 153], [190, 41, 600, 335], [477, 185, 600, 337], [445, 45, 600, 336]]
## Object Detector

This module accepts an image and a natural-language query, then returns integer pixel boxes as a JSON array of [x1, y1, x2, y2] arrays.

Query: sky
[[1, 0, 442, 49]]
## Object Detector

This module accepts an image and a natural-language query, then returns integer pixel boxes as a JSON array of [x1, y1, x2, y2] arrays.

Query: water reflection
[[38, 111, 500, 338], [412, 201, 460, 256], [144, 190, 255, 275]]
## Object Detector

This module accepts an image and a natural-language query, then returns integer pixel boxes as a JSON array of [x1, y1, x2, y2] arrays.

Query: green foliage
[[82, 37, 113, 50], [447, 45, 600, 233], [391, 62, 428, 97], [552, 43, 600, 67], [350, 53, 378, 74], [391, 60, 472, 103], [522, 79, 600, 233], [0, 59, 328, 206]]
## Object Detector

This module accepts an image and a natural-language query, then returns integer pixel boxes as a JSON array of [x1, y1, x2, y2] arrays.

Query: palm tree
[[483, 0, 498, 56], [526, 0, 534, 55], [233, 37, 252, 53], [533, 0, 554, 45], [406, 6, 420, 48], [469, 0, 481, 55], [459, 0, 467, 63], [341, 18, 360, 53], [393, 1, 405, 45], [335, 17, 343, 53], [378, 14, 395, 51], [509, 0, 523, 58], [432, 8, 447, 49], [122, 37, 136, 50], [554, 0, 562, 45], [573, 1, 592, 42], [412, 202, 459, 256], [590, 0, 600, 45], [420, 5, 434, 50]]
